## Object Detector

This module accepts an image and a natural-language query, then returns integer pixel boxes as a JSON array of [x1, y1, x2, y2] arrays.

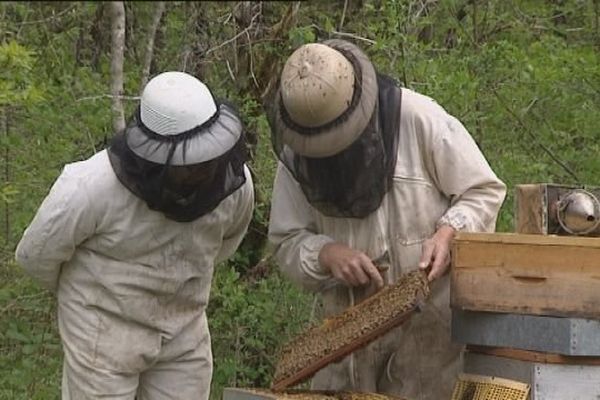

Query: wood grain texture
[[466, 345, 600, 366], [515, 184, 547, 234], [451, 233, 600, 318]]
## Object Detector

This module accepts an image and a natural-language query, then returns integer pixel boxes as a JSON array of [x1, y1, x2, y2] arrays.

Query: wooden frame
[[451, 232, 600, 318]]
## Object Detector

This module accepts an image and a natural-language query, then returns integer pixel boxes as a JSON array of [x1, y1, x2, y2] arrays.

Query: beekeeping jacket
[[15, 150, 254, 398], [268, 87, 506, 400]]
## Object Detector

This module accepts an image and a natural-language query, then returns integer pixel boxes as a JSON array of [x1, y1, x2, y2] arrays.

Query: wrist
[[318, 242, 337, 272], [436, 211, 467, 232], [435, 224, 456, 241]]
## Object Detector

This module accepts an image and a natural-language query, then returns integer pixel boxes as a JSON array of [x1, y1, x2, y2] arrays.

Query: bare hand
[[318, 243, 384, 288], [418, 225, 455, 281]]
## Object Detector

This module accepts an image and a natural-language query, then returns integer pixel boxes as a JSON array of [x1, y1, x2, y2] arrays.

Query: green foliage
[[0, 41, 43, 106], [208, 263, 312, 400], [288, 26, 317, 48], [0, 265, 61, 400]]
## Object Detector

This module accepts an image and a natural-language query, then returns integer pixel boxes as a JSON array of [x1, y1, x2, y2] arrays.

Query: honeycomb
[[245, 388, 408, 400], [272, 270, 429, 389], [450, 373, 530, 400]]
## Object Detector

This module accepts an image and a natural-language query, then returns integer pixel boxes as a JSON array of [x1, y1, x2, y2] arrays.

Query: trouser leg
[[61, 352, 139, 400], [137, 315, 212, 400]]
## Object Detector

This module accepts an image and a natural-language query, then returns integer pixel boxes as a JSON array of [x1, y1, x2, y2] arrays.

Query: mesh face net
[[270, 73, 402, 218], [108, 103, 247, 222]]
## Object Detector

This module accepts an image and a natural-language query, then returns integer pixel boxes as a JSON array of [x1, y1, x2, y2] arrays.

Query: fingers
[[419, 239, 435, 270], [329, 258, 368, 287], [345, 260, 370, 286], [427, 243, 451, 282], [360, 254, 384, 288], [319, 242, 385, 288]]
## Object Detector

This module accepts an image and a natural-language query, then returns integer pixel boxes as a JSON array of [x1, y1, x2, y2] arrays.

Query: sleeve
[[424, 112, 507, 233], [15, 167, 96, 293], [215, 166, 255, 264], [267, 162, 335, 292]]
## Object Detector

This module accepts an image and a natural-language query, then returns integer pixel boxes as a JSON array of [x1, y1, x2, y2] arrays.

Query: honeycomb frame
[[272, 270, 429, 391]]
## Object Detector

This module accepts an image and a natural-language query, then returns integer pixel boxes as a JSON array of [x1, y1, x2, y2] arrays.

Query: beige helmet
[[280, 43, 355, 128], [272, 39, 378, 158]]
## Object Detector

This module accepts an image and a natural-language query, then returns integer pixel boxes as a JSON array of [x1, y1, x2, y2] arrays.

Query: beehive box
[[450, 232, 600, 319], [272, 271, 428, 390], [452, 310, 600, 356], [223, 388, 408, 400], [463, 350, 600, 399]]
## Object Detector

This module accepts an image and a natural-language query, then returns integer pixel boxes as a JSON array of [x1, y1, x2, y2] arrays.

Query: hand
[[418, 225, 455, 282], [318, 242, 384, 288]]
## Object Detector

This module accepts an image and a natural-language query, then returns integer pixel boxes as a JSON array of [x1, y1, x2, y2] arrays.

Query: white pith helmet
[[126, 71, 242, 165], [140, 71, 217, 136], [280, 43, 355, 128]]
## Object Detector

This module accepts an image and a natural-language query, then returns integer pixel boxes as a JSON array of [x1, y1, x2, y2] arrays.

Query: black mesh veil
[[108, 103, 247, 222], [269, 74, 402, 218]]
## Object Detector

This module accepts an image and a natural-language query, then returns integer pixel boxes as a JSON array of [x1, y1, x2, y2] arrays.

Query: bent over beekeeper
[[266, 40, 506, 400], [16, 72, 254, 400]]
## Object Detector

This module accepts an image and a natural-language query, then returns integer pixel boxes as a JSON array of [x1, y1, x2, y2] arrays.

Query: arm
[[428, 114, 507, 233], [215, 166, 255, 264], [419, 111, 506, 280], [268, 163, 384, 291], [15, 167, 96, 292], [268, 163, 335, 292]]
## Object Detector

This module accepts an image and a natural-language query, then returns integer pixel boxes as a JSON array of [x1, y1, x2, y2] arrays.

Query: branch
[[259, 2, 302, 100], [492, 89, 581, 183], [140, 2, 166, 92], [246, 30, 260, 90], [205, 9, 262, 56], [339, 0, 349, 30], [309, 24, 377, 44], [15, 4, 77, 26], [331, 30, 376, 44], [225, 59, 236, 82], [110, 1, 126, 132], [75, 94, 141, 102]]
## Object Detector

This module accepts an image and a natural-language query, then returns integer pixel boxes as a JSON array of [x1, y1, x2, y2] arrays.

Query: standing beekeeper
[[266, 40, 506, 399], [15, 71, 254, 399]]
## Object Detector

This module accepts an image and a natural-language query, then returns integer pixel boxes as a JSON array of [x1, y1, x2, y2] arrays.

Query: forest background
[[1, 1, 599, 399]]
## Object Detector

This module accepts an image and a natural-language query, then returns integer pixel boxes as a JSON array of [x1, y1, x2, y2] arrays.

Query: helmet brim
[[126, 103, 242, 166]]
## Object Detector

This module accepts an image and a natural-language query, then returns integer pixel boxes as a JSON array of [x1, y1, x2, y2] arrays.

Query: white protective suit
[[16, 150, 254, 400], [269, 88, 506, 400]]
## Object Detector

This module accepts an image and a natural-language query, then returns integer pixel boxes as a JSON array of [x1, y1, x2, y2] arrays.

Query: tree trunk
[[140, 1, 166, 92], [110, 1, 126, 133], [595, 0, 600, 48], [258, 2, 301, 102], [2, 107, 9, 249], [233, 2, 256, 93], [90, 3, 106, 71]]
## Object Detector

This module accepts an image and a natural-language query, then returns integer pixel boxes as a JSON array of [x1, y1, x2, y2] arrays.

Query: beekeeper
[[267, 40, 506, 399], [16, 71, 254, 399]]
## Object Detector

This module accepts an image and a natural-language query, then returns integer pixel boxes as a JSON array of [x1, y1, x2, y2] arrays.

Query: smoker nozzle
[[556, 189, 600, 235]]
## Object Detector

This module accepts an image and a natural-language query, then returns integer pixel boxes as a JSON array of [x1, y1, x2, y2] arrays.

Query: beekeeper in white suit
[[267, 40, 506, 399], [16, 72, 254, 399]]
